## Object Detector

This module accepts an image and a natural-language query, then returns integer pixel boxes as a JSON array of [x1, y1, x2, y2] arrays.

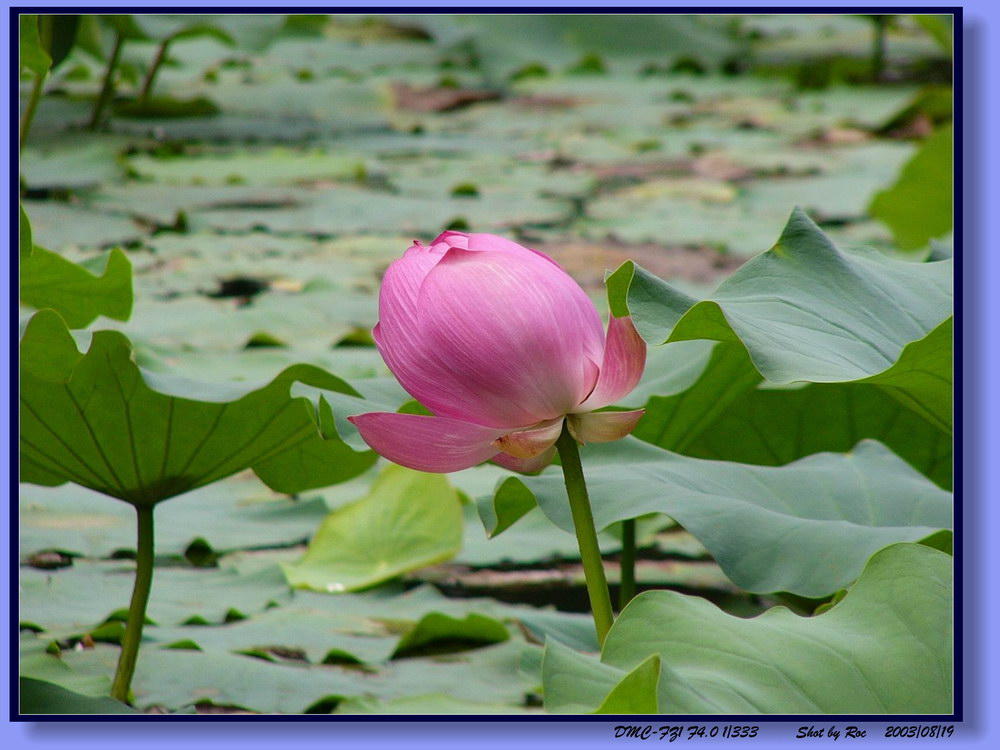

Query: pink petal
[[575, 315, 646, 411], [347, 412, 502, 473], [491, 445, 556, 474], [567, 410, 645, 444], [429, 231, 532, 257], [492, 418, 564, 459], [374, 248, 521, 427], [416, 248, 604, 424]]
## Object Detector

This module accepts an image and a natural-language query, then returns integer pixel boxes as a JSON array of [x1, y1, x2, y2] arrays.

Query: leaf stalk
[[619, 518, 637, 609], [19, 72, 45, 152], [110, 504, 155, 703]]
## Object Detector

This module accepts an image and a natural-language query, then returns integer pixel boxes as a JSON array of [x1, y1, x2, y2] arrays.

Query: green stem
[[110, 504, 155, 704], [19, 72, 45, 152], [619, 518, 637, 610], [555, 423, 614, 647], [872, 16, 888, 82], [139, 37, 171, 104], [89, 31, 124, 130]]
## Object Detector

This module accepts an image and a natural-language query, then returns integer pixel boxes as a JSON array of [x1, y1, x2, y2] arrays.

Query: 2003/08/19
[[885, 726, 955, 738]]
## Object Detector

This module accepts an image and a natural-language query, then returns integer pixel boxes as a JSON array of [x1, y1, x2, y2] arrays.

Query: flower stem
[[89, 31, 124, 131], [139, 37, 171, 104], [110, 504, 155, 703], [619, 518, 637, 610], [555, 422, 614, 647]]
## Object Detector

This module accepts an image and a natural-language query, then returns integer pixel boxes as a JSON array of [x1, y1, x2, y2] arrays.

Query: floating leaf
[[404, 15, 740, 76], [125, 147, 363, 186], [19, 636, 111, 699], [57, 638, 535, 713], [392, 612, 510, 659], [144, 584, 581, 670], [21, 140, 127, 190], [483, 439, 951, 597], [19, 310, 375, 504], [282, 465, 463, 593], [334, 692, 537, 715], [20, 478, 333, 560], [543, 543, 951, 714], [20, 560, 291, 631], [19, 677, 139, 715]]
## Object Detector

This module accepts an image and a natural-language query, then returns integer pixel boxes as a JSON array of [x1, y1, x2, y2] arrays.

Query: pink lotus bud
[[348, 232, 646, 473]]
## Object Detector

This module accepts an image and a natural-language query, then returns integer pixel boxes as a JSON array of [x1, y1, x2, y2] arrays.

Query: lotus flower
[[348, 231, 646, 473]]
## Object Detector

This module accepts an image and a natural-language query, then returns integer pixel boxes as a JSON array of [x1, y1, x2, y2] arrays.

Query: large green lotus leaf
[[552, 543, 952, 714], [629, 341, 763, 449], [19, 677, 140, 715], [482, 439, 951, 597], [542, 639, 661, 714], [858, 317, 952, 432], [608, 209, 952, 429], [19, 310, 375, 503], [282, 465, 463, 592], [20, 476, 332, 559], [633, 337, 952, 488], [870, 124, 953, 250], [20, 247, 133, 329], [20, 560, 291, 631], [19, 206, 133, 328], [295, 377, 413, 452], [623, 340, 718, 407], [20, 15, 51, 76], [57, 638, 537, 713]]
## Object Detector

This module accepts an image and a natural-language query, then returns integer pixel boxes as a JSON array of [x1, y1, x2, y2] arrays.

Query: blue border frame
[[5, 3, 983, 745]]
